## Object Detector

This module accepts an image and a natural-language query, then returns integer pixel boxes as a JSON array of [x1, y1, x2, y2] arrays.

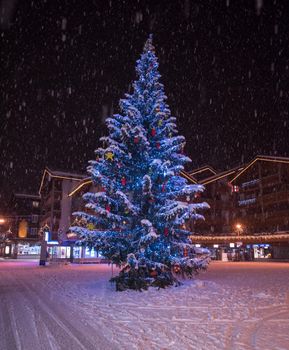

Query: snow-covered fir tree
[[71, 35, 210, 290]]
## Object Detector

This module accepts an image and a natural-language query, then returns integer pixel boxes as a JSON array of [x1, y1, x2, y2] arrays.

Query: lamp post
[[39, 224, 49, 266], [235, 223, 243, 237]]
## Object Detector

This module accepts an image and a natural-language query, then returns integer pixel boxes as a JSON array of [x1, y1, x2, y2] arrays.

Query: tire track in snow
[[0, 293, 19, 350], [17, 278, 113, 350], [249, 306, 289, 349], [0, 268, 115, 350], [0, 270, 23, 350]]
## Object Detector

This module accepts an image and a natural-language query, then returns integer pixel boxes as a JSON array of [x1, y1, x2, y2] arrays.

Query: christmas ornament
[[169, 132, 172, 138], [173, 264, 181, 273], [105, 204, 111, 212], [158, 119, 163, 126], [151, 128, 156, 137], [105, 150, 114, 161], [164, 227, 169, 236], [184, 247, 188, 257], [121, 177, 126, 186], [156, 142, 160, 149], [186, 195, 190, 202], [87, 223, 95, 231], [134, 136, 139, 143]]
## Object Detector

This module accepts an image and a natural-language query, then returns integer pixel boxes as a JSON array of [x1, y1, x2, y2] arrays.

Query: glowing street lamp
[[235, 223, 243, 236]]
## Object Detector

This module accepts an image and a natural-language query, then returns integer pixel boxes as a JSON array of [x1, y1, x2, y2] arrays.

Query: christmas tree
[[71, 35, 209, 290]]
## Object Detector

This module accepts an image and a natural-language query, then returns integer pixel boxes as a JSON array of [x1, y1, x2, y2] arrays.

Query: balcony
[[262, 190, 289, 205], [240, 179, 260, 189], [238, 198, 257, 206], [235, 209, 289, 227]]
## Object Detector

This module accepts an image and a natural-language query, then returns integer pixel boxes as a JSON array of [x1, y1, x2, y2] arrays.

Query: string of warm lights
[[190, 233, 289, 244]]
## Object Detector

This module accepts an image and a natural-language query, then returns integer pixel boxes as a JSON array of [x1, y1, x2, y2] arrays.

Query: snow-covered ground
[[0, 260, 289, 350]]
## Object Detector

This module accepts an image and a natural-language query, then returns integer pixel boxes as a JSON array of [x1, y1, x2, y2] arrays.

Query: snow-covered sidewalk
[[0, 260, 288, 350]]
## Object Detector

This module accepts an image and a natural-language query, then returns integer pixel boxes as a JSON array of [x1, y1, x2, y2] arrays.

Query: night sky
[[1, 0, 289, 210]]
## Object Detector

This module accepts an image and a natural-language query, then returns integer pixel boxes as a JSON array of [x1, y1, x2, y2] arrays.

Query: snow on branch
[[115, 190, 140, 214], [85, 203, 122, 222], [72, 212, 107, 226], [158, 200, 188, 219], [139, 219, 158, 243], [160, 135, 185, 147], [100, 136, 122, 147], [142, 175, 152, 194], [181, 184, 205, 195]]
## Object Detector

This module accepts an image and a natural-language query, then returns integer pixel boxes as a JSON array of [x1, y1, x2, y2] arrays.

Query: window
[[32, 201, 39, 208], [31, 215, 38, 223], [30, 228, 38, 236]]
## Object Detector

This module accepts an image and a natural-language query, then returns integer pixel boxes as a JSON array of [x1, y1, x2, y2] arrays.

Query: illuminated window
[[32, 201, 39, 208], [44, 231, 50, 242]]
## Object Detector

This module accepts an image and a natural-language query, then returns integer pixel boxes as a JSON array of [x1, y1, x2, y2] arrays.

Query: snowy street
[[0, 260, 289, 350]]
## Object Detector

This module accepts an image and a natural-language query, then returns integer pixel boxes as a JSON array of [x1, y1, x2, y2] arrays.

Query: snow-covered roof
[[68, 177, 92, 197], [230, 155, 289, 183], [45, 167, 86, 179], [14, 193, 40, 200], [39, 168, 86, 195], [180, 171, 197, 184], [68, 171, 198, 197], [188, 165, 217, 177], [199, 166, 243, 185]]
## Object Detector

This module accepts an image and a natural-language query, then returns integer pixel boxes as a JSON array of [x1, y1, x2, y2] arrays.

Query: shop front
[[0, 242, 16, 257], [190, 233, 289, 261], [17, 243, 41, 257], [201, 243, 255, 261], [252, 244, 272, 259], [47, 243, 105, 263], [0, 239, 40, 259]]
